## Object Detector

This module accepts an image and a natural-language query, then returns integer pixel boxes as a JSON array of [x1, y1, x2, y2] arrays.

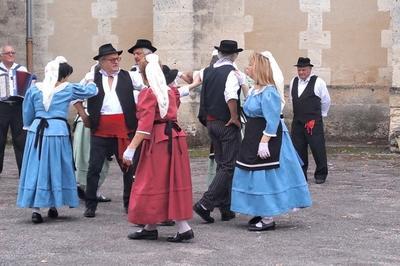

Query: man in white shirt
[[193, 40, 243, 223], [289, 57, 331, 184], [84, 43, 138, 218], [0, 45, 28, 175]]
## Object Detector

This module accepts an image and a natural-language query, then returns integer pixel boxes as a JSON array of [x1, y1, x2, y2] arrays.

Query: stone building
[[1, 0, 399, 151]]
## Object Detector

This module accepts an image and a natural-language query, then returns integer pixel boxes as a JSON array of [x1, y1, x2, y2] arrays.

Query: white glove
[[257, 142, 270, 159], [123, 147, 136, 161], [178, 85, 190, 97], [234, 70, 246, 86]]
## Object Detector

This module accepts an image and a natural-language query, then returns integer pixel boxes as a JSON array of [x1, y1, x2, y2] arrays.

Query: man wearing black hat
[[83, 43, 138, 217], [289, 57, 331, 184], [192, 40, 243, 223], [128, 39, 157, 72]]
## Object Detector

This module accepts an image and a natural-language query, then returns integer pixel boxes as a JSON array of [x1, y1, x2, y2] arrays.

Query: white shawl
[[145, 54, 169, 118], [36, 56, 68, 111]]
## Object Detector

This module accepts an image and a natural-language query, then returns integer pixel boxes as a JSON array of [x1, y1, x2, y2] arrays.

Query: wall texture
[[0, 0, 399, 150]]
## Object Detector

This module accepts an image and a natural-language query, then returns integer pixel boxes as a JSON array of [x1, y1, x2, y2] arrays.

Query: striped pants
[[198, 120, 241, 211]]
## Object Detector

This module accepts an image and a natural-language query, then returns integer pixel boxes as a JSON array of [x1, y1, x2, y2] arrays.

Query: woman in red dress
[[123, 54, 194, 243]]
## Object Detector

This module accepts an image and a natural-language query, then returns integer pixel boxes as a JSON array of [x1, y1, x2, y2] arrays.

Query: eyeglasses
[[103, 57, 121, 63], [1, 51, 16, 56]]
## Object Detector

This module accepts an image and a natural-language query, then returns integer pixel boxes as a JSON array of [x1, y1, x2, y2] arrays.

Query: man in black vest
[[290, 57, 331, 184], [193, 40, 243, 223], [84, 43, 138, 217], [0, 45, 28, 176]]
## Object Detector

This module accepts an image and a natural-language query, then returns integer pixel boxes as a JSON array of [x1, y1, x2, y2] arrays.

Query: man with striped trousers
[[193, 40, 243, 223]]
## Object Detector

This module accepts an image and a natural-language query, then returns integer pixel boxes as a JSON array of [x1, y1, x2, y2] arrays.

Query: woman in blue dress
[[231, 51, 312, 231], [17, 56, 97, 223]]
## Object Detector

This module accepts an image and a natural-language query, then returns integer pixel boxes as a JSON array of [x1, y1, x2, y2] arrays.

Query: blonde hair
[[249, 52, 275, 87]]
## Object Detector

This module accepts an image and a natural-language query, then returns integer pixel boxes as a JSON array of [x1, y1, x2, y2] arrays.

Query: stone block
[[153, 14, 170, 31], [381, 29, 392, 48], [299, 31, 331, 49], [300, 0, 330, 13], [154, 0, 181, 12], [378, 0, 393, 12], [34, 20, 54, 36]]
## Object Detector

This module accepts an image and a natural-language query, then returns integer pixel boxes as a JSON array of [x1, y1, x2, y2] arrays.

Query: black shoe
[[127, 229, 158, 240], [166, 229, 194, 243], [193, 202, 214, 223], [77, 186, 86, 200], [84, 208, 96, 218], [32, 212, 43, 224], [315, 178, 326, 184], [248, 220, 276, 232], [97, 195, 112, 202], [158, 220, 175, 226], [248, 216, 262, 225], [220, 209, 236, 221], [48, 208, 58, 218]]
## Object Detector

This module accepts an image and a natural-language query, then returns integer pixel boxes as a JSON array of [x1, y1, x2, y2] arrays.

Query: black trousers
[[199, 120, 241, 211], [0, 102, 26, 175], [291, 119, 328, 181], [85, 135, 137, 210]]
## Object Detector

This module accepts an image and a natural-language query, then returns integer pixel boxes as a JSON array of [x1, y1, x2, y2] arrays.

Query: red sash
[[94, 114, 133, 164]]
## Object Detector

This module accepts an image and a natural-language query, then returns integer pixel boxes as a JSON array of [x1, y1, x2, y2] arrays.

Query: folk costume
[[17, 56, 97, 215], [125, 54, 193, 242], [231, 52, 312, 231], [0, 61, 28, 175], [193, 40, 243, 223], [84, 44, 138, 217], [289, 57, 331, 183]]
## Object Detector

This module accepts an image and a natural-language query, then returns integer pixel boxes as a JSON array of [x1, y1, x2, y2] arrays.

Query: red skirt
[[127, 131, 193, 224]]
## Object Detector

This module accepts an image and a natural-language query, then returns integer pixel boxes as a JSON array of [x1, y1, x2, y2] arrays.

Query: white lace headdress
[[260, 51, 285, 109], [36, 56, 68, 111], [144, 54, 169, 118]]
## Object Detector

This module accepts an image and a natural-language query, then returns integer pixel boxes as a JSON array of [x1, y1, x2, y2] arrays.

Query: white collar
[[0, 62, 18, 71], [298, 73, 315, 83], [100, 69, 120, 77]]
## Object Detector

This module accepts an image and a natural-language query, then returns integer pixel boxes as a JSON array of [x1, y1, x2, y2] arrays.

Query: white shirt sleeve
[[224, 71, 240, 102], [288, 78, 295, 104], [314, 77, 331, 117], [199, 68, 204, 82], [128, 70, 145, 91]]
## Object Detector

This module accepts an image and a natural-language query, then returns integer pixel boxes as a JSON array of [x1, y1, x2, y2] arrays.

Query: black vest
[[198, 65, 240, 125], [87, 70, 137, 132], [291, 75, 321, 122]]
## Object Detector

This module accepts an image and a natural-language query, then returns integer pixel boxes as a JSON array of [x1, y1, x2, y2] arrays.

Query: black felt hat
[[214, 40, 243, 54], [294, 57, 314, 67], [93, 43, 122, 60], [162, 65, 179, 85], [128, 39, 157, 54]]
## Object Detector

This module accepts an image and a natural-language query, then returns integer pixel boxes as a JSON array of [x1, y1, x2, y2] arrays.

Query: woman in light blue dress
[[17, 56, 97, 223], [231, 51, 312, 231]]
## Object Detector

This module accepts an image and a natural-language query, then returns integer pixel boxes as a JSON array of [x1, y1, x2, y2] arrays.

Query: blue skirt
[[231, 122, 312, 217], [17, 131, 79, 208]]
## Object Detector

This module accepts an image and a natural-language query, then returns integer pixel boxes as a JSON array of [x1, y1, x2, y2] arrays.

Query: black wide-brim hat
[[294, 57, 314, 67], [162, 65, 179, 85], [93, 43, 122, 60], [128, 39, 157, 54], [214, 40, 243, 54]]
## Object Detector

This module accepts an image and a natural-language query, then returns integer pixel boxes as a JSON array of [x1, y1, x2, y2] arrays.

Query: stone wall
[[0, 0, 28, 67], [1, 0, 399, 149]]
